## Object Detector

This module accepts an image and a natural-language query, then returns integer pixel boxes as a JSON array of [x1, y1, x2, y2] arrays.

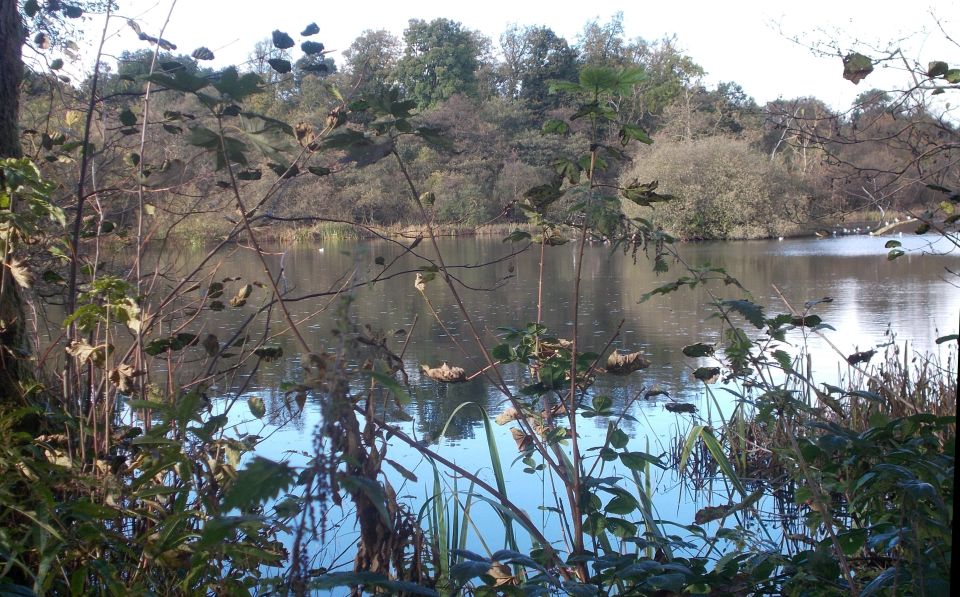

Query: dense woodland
[[17, 12, 960, 240]]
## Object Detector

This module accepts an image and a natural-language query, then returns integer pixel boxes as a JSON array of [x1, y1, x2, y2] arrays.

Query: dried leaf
[[495, 407, 520, 425], [420, 362, 467, 383], [605, 350, 650, 375], [510, 428, 534, 452], [108, 363, 143, 394]]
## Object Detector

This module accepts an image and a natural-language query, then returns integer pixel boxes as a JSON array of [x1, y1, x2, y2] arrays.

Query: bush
[[622, 136, 811, 240]]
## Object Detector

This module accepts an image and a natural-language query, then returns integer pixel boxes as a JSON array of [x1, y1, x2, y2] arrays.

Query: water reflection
[[139, 234, 959, 441]]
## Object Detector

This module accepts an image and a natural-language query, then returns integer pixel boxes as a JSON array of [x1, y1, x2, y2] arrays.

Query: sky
[[72, 0, 958, 111]]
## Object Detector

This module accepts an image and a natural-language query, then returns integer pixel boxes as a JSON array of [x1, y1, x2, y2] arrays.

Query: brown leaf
[[420, 362, 467, 383], [605, 350, 650, 375], [510, 427, 533, 452], [108, 363, 144, 394]]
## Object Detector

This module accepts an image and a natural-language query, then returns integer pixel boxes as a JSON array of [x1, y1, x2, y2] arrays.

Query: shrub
[[622, 136, 811, 240]]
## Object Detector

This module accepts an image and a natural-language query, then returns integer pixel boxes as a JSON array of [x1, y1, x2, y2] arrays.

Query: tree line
[[17, 12, 959, 241]]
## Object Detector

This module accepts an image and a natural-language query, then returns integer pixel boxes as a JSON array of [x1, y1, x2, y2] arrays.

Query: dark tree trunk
[[0, 0, 27, 404]]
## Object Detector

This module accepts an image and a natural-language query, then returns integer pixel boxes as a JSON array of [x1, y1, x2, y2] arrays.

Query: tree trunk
[[0, 0, 27, 404]]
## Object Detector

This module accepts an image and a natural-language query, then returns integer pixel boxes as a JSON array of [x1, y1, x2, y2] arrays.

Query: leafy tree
[[576, 12, 629, 67], [342, 29, 401, 96], [628, 35, 705, 122], [395, 18, 483, 107], [498, 25, 578, 114]]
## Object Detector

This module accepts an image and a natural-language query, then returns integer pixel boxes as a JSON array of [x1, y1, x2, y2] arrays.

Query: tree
[[395, 18, 482, 107], [342, 29, 401, 95], [1, 0, 26, 403], [498, 25, 578, 114], [628, 36, 705, 122], [577, 13, 628, 67]]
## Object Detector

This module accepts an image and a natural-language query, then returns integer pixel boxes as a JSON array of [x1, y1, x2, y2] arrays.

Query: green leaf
[[301, 23, 320, 36], [620, 451, 663, 471], [49, 58, 64, 71], [682, 343, 714, 358], [605, 493, 640, 515], [619, 124, 653, 146], [62, 4, 83, 18], [609, 429, 629, 449], [212, 67, 262, 101], [693, 367, 720, 382], [145, 69, 209, 93], [541, 119, 569, 135], [271, 30, 295, 50], [946, 69, 960, 84], [884, 239, 901, 249], [579, 66, 620, 91], [935, 334, 958, 345], [307, 166, 330, 176], [502, 230, 531, 243], [722, 299, 766, 328], [370, 371, 412, 406], [338, 476, 393, 531], [222, 457, 296, 512], [240, 112, 294, 160], [247, 396, 266, 418]]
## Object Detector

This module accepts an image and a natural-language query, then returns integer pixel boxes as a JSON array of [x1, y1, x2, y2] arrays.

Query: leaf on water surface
[[420, 362, 467, 383], [605, 350, 650, 375]]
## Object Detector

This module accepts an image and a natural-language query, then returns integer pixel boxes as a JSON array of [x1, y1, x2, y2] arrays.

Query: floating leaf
[[693, 367, 720, 383], [420, 363, 467, 383], [605, 351, 650, 375], [682, 343, 714, 358]]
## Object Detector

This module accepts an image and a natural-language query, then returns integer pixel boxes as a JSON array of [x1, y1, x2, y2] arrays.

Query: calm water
[[151, 233, 958, 568]]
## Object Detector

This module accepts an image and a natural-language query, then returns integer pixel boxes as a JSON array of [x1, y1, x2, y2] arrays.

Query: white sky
[[76, 0, 958, 110]]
